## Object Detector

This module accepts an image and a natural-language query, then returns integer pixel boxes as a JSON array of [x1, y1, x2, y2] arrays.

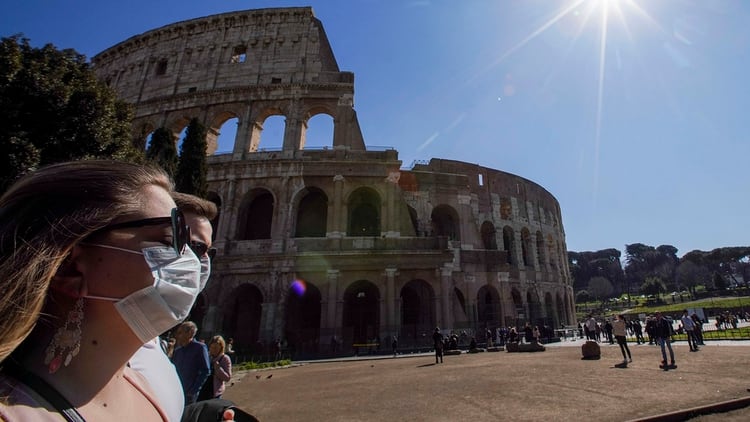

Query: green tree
[[0, 35, 140, 192], [712, 272, 727, 291], [175, 118, 208, 196], [675, 260, 708, 298], [640, 277, 667, 301], [587, 276, 613, 308], [146, 127, 178, 179]]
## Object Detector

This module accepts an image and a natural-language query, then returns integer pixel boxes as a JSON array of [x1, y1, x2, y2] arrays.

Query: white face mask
[[83, 244, 201, 343]]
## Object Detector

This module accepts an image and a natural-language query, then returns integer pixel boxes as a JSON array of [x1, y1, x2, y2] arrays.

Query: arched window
[[347, 188, 381, 236], [238, 189, 274, 240], [295, 188, 328, 237]]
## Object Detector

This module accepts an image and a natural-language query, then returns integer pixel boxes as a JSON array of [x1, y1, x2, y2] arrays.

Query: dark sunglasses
[[92, 208, 190, 255], [189, 240, 217, 259]]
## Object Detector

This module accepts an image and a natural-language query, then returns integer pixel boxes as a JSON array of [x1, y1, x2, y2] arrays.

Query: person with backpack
[[654, 311, 676, 370]]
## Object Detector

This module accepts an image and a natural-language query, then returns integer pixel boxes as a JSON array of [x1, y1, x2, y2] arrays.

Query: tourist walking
[[613, 315, 632, 366]]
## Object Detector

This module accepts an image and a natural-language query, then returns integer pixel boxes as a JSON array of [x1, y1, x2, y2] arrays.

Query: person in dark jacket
[[432, 328, 444, 363], [654, 311, 676, 370]]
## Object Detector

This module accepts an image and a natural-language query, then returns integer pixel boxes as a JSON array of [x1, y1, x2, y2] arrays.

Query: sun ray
[[467, 0, 587, 84]]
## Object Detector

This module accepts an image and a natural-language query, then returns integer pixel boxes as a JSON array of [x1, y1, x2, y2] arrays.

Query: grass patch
[[235, 359, 292, 371]]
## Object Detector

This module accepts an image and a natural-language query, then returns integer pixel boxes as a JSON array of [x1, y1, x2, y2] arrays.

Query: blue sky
[[3, 0, 748, 257]]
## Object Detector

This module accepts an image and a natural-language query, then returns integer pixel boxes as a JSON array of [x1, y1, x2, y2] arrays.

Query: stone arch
[[294, 187, 328, 237], [527, 289, 541, 326], [399, 280, 436, 346], [248, 106, 286, 152], [521, 228, 532, 267], [134, 121, 157, 150], [503, 226, 515, 265], [477, 285, 501, 328], [301, 107, 335, 150], [342, 280, 380, 348], [237, 188, 275, 240], [206, 109, 242, 155], [431, 205, 460, 241], [536, 231, 546, 267], [222, 283, 263, 352], [284, 280, 322, 357], [481, 221, 497, 250], [347, 187, 381, 236]]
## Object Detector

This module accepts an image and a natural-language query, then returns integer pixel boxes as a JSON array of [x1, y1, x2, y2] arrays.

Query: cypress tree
[[145, 127, 178, 179], [175, 117, 208, 197]]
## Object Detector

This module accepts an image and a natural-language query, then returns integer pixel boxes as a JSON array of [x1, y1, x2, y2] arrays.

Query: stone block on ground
[[581, 340, 601, 360]]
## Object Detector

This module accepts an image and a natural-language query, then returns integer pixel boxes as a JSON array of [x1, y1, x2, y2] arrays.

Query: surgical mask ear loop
[[44, 297, 84, 374]]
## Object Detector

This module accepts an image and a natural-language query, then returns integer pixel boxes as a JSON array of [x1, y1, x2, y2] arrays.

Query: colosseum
[[93, 7, 575, 358]]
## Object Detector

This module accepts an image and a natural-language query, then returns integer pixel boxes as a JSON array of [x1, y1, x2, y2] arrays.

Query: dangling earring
[[44, 297, 84, 374]]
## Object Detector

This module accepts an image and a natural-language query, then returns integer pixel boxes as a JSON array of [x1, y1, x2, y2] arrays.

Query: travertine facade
[[94, 7, 574, 358]]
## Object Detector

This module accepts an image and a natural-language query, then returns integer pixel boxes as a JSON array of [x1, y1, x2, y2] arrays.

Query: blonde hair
[[210, 335, 226, 354], [0, 160, 172, 363]]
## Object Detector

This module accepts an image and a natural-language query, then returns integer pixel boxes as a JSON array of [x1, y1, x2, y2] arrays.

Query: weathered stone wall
[[95, 8, 575, 357]]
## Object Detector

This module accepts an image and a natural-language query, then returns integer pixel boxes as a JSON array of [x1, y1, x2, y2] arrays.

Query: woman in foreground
[[0, 160, 202, 421]]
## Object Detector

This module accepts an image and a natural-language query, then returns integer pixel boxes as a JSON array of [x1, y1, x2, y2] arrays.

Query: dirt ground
[[224, 341, 750, 422]]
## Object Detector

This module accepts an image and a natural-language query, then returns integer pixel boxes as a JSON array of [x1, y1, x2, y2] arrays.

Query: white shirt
[[130, 338, 184, 421]]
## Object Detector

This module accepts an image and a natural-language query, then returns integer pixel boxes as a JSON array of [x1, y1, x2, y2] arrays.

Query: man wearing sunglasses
[[130, 192, 218, 419]]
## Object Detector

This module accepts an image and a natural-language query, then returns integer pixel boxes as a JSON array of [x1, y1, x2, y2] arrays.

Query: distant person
[[392, 336, 398, 357], [585, 315, 598, 341], [172, 321, 211, 404], [632, 319, 645, 345], [433, 328, 444, 364], [532, 326, 541, 344], [523, 323, 534, 343], [274, 338, 282, 361], [613, 315, 632, 366], [604, 319, 614, 344], [691, 313, 705, 345], [680, 310, 699, 352], [654, 312, 676, 370]]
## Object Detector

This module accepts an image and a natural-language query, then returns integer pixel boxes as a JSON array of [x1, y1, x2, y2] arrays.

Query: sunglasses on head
[[92, 207, 190, 255], [189, 240, 217, 259]]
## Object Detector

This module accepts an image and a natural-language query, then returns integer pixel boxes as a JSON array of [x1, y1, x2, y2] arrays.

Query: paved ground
[[224, 339, 750, 422]]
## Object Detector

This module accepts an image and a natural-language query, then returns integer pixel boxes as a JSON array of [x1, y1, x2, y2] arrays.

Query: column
[[384, 268, 398, 330], [440, 266, 454, 329], [326, 270, 339, 332]]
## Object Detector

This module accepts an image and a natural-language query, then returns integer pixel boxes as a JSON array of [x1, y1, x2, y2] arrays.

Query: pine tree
[[145, 127, 178, 179], [175, 118, 208, 197]]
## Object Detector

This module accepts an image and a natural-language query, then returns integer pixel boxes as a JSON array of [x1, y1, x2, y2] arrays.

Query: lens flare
[[291, 279, 307, 296]]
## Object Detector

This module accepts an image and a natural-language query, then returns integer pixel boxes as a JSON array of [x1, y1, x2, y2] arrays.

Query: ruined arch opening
[[431, 205, 459, 241], [347, 187, 381, 236], [222, 284, 263, 352], [302, 112, 334, 150], [285, 280, 322, 357], [257, 114, 285, 151], [209, 114, 239, 155], [527, 290, 541, 327], [399, 280, 436, 346], [238, 189, 274, 240], [295, 188, 328, 237], [342, 280, 380, 348], [477, 285, 501, 330], [481, 221, 497, 250]]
